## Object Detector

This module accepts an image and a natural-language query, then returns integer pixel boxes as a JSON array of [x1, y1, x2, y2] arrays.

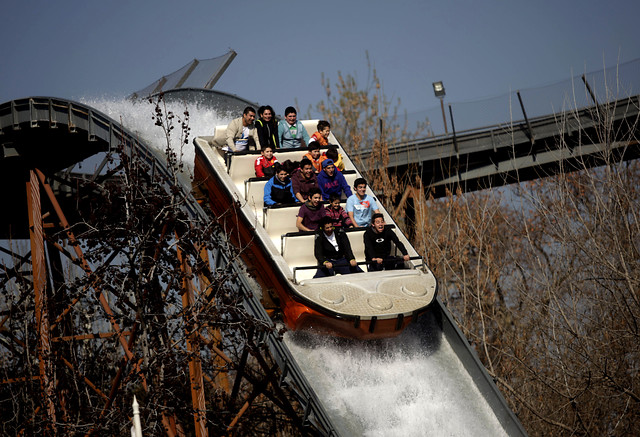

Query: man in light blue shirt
[[278, 106, 310, 149], [346, 177, 380, 227]]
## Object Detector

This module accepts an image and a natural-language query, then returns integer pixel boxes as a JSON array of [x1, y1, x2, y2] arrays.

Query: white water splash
[[80, 96, 232, 179], [284, 316, 508, 437]]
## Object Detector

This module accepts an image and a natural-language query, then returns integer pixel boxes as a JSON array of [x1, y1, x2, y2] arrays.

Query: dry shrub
[[414, 97, 640, 436]]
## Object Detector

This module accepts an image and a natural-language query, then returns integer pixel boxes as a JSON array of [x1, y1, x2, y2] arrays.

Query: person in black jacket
[[363, 213, 410, 272], [313, 217, 363, 278], [255, 105, 279, 149]]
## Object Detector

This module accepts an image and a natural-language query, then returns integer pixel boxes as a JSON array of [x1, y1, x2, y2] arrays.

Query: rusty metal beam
[[59, 357, 109, 401], [194, 243, 231, 394], [35, 169, 139, 364], [176, 240, 208, 437], [52, 331, 132, 342], [1, 375, 40, 385], [45, 237, 73, 425], [26, 169, 57, 429]]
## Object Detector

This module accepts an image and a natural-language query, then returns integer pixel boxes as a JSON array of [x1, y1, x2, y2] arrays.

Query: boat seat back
[[263, 202, 351, 236], [282, 232, 317, 267], [228, 152, 261, 186], [343, 172, 359, 194], [211, 125, 228, 148], [281, 228, 371, 266], [345, 229, 367, 261], [244, 178, 269, 223], [300, 120, 316, 137], [264, 205, 300, 238], [273, 150, 309, 164]]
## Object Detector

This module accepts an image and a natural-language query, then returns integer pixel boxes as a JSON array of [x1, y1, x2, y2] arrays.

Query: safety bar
[[292, 255, 424, 283]]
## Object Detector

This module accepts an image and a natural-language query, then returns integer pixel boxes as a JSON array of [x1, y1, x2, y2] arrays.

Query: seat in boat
[[264, 204, 301, 246], [281, 225, 401, 281]]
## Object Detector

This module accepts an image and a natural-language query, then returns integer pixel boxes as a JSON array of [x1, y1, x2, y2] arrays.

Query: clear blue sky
[[1, 0, 638, 117]]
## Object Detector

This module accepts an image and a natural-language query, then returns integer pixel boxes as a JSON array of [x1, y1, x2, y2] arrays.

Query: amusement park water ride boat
[[193, 122, 437, 339]]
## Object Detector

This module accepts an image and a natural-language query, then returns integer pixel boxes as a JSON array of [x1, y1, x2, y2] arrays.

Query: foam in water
[[284, 314, 508, 437], [80, 96, 231, 186]]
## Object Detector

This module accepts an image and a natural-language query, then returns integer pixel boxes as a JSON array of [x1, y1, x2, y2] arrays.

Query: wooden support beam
[[35, 169, 141, 368], [177, 241, 208, 437], [26, 169, 57, 430]]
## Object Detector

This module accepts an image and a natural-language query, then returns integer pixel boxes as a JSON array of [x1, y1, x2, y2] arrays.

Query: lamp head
[[432, 81, 446, 98]]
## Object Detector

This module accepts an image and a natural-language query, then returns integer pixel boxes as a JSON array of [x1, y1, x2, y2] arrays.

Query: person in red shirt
[[323, 193, 354, 228], [254, 145, 278, 177]]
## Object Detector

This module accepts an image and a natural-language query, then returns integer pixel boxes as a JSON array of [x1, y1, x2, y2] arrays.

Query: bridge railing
[[407, 57, 640, 138]]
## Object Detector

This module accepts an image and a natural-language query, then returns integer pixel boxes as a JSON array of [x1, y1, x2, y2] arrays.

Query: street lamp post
[[432, 81, 448, 134]]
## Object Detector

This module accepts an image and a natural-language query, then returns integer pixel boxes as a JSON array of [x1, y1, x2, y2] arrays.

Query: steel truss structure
[[356, 95, 640, 198]]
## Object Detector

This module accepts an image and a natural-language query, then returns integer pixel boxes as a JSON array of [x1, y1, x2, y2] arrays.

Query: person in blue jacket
[[316, 159, 352, 201], [264, 162, 297, 206]]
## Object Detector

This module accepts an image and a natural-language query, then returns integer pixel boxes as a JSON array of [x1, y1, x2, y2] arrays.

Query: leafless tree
[[413, 90, 640, 436], [0, 96, 313, 436]]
